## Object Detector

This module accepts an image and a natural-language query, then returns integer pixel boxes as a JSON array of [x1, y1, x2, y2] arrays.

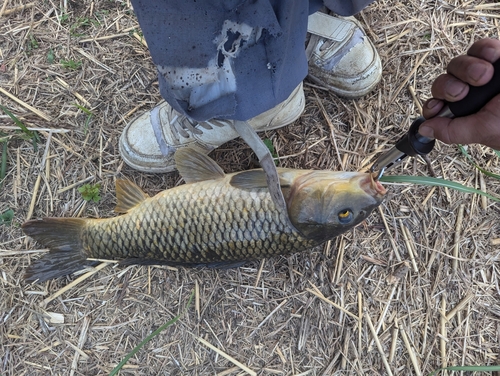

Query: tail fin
[[22, 218, 92, 283]]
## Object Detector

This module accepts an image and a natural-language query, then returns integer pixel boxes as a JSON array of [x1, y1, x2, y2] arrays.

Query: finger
[[446, 54, 494, 87], [422, 98, 445, 119], [428, 39, 500, 103], [430, 73, 469, 102], [467, 38, 500, 63]]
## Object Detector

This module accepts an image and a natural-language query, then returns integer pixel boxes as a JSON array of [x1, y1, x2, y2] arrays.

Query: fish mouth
[[360, 173, 387, 196]]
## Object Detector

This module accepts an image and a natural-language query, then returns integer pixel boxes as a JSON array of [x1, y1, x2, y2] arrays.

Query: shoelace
[[305, 33, 337, 61], [167, 106, 231, 141]]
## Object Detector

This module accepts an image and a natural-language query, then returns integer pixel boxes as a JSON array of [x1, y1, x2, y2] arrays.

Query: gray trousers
[[131, 0, 375, 121]]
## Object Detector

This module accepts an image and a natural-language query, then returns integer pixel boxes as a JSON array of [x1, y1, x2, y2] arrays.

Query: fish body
[[22, 150, 386, 282]]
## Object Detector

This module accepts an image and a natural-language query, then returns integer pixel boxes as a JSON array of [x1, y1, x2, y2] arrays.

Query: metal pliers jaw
[[370, 117, 435, 180]]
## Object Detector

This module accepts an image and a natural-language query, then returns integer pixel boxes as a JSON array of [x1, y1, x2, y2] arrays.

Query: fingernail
[[446, 79, 467, 98], [482, 47, 500, 63], [419, 125, 434, 139], [426, 99, 440, 110], [467, 63, 487, 83]]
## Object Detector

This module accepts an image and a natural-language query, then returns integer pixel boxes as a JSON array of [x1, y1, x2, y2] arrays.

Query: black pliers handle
[[371, 59, 500, 180]]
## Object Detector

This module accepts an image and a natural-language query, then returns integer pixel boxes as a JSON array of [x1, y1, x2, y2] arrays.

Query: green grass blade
[[263, 138, 278, 165], [1, 141, 7, 189], [73, 103, 93, 115], [429, 364, 500, 376], [108, 290, 194, 376], [458, 145, 500, 180], [379, 175, 500, 203], [73, 103, 93, 133], [493, 149, 500, 159], [0, 104, 39, 150], [0, 104, 34, 138]]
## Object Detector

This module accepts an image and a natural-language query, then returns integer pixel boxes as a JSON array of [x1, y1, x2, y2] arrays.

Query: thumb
[[418, 116, 482, 145], [418, 94, 500, 148]]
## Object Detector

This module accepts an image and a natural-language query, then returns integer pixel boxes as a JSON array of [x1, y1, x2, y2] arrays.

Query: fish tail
[[22, 218, 91, 283]]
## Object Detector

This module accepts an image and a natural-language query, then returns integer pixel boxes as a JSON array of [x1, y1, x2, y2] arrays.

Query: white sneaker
[[306, 12, 382, 98], [119, 82, 305, 173]]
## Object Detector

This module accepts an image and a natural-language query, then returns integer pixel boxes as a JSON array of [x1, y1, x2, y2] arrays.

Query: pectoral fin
[[230, 169, 290, 190]]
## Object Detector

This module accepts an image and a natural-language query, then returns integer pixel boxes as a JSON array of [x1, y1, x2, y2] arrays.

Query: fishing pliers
[[371, 59, 500, 180]]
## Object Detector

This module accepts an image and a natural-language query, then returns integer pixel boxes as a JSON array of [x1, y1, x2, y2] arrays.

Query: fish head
[[285, 171, 386, 242]]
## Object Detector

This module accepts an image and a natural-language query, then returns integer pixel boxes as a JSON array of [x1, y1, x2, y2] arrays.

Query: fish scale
[[21, 149, 386, 282], [80, 180, 315, 265]]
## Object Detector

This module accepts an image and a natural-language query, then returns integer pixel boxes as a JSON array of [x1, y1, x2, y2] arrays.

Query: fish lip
[[360, 173, 387, 197]]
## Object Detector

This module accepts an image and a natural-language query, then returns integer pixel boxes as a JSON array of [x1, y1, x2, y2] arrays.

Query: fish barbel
[[22, 149, 386, 282]]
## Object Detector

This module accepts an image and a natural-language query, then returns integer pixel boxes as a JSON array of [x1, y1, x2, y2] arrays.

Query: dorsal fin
[[114, 179, 149, 213], [174, 148, 225, 183], [230, 169, 289, 190]]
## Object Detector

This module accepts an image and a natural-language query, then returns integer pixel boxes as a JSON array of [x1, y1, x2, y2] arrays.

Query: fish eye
[[337, 209, 353, 224]]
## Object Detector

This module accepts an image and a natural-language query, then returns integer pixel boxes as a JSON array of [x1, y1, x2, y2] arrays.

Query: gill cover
[[286, 171, 383, 242]]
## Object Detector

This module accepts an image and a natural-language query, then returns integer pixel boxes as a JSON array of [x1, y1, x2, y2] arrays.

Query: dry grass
[[1, 0, 500, 375]]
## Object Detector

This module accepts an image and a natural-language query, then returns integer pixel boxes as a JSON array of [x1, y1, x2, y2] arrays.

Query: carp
[[22, 149, 386, 282]]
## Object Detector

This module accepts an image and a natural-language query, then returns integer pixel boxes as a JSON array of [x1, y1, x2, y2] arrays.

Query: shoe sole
[[119, 134, 178, 173]]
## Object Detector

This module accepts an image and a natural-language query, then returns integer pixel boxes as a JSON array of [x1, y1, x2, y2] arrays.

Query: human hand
[[419, 38, 500, 150]]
